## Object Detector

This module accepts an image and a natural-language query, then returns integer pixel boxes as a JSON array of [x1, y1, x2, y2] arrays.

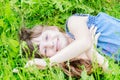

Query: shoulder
[[68, 15, 89, 23], [67, 15, 90, 39]]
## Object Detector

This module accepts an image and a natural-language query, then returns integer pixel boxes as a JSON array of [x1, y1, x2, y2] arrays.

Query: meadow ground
[[0, 0, 120, 80]]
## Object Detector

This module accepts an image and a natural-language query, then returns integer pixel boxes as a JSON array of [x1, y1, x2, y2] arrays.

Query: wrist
[[102, 60, 109, 71], [49, 58, 56, 66], [34, 58, 47, 67]]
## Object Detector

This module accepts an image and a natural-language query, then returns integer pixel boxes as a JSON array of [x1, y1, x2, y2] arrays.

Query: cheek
[[59, 36, 68, 49], [50, 31, 61, 38]]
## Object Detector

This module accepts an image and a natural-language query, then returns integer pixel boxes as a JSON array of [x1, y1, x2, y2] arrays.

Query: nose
[[43, 41, 54, 48]]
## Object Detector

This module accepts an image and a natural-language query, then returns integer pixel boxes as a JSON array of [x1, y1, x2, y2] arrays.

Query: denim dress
[[65, 12, 120, 61]]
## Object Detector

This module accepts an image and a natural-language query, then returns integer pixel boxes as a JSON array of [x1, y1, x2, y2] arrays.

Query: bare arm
[[24, 23, 108, 71], [23, 16, 92, 68], [86, 48, 108, 71], [50, 16, 92, 64], [86, 26, 108, 71]]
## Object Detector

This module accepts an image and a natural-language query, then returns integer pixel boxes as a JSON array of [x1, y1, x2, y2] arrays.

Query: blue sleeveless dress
[[65, 12, 120, 61]]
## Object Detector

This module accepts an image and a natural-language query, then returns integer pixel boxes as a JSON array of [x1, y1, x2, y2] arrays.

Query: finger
[[95, 32, 101, 39], [89, 25, 94, 33], [93, 27, 97, 36], [95, 32, 101, 45], [24, 61, 34, 68], [24, 63, 29, 68], [37, 65, 45, 69], [90, 25, 95, 40]]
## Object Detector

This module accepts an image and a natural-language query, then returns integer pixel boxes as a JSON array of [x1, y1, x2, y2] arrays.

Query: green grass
[[0, 0, 120, 80]]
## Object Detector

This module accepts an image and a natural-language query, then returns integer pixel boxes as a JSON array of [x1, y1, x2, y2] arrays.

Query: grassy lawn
[[0, 0, 120, 80]]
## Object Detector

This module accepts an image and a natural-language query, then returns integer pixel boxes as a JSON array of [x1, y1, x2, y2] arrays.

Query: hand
[[24, 60, 35, 68], [89, 26, 109, 71], [88, 25, 101, 57], [90, 25, 101, 46], [102, 60, 109, 71], [24, 58, 47, 69]]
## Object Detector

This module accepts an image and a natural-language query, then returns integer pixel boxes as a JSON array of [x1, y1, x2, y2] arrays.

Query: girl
[[20, 12, 120, 74], [19, 25, 99, 77]]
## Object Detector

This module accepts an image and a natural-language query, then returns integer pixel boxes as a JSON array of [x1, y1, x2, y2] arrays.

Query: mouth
[[56, 38, 59, 51]]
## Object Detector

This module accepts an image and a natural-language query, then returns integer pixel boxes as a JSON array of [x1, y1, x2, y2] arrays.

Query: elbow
[[79, 37, 92, 51], [85, 38, 92, 51], [84, 31, 92, 51], [74, 37, 92, 55]]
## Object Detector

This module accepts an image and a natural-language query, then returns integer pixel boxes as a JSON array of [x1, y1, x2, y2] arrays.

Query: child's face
[[31, 29, 69, 57]]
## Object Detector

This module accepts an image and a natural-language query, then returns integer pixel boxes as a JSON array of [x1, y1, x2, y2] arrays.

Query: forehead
[[31, 30, 59, 43], [42, 29, 59, 34], [40, 30, 60, 38]]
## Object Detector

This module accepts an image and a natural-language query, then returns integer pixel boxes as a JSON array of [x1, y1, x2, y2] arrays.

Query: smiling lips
[[56, 38, 59, 51]]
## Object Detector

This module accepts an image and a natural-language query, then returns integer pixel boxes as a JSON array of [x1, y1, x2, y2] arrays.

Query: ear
[[44, 26, 60, 31]]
